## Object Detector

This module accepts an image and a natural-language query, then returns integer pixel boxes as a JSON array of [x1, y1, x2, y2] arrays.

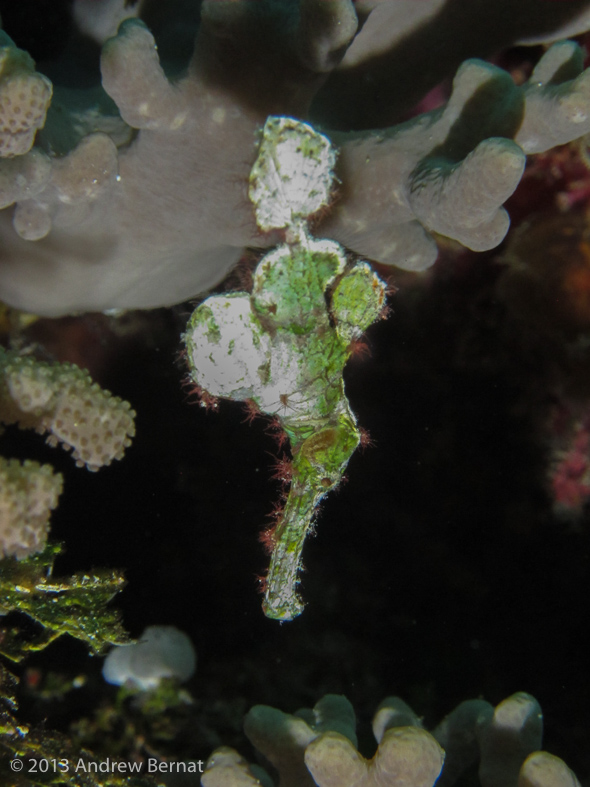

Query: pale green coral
[[203, 693, 581, 787]]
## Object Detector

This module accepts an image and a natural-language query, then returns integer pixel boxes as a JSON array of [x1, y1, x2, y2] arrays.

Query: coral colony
[[3, 0, 590, 784], [184, 117, 386, 620], [0, 348, 135, 559], [1, 3, 590, 316], [202, 692, 576, 787]]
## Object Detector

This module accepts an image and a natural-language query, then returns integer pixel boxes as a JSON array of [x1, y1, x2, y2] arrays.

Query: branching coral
[[313, 0, 590, 128], [203, 693, 581, 787], [0, 30, 52, 157], [0, 456, 62, 558], [2, 3, 590, 313], [0, 348, 135, 471], [0, 346, 135, 558]]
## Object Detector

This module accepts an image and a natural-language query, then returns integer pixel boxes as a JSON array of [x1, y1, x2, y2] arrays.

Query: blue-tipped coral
[[184, 117, 386, 620]]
